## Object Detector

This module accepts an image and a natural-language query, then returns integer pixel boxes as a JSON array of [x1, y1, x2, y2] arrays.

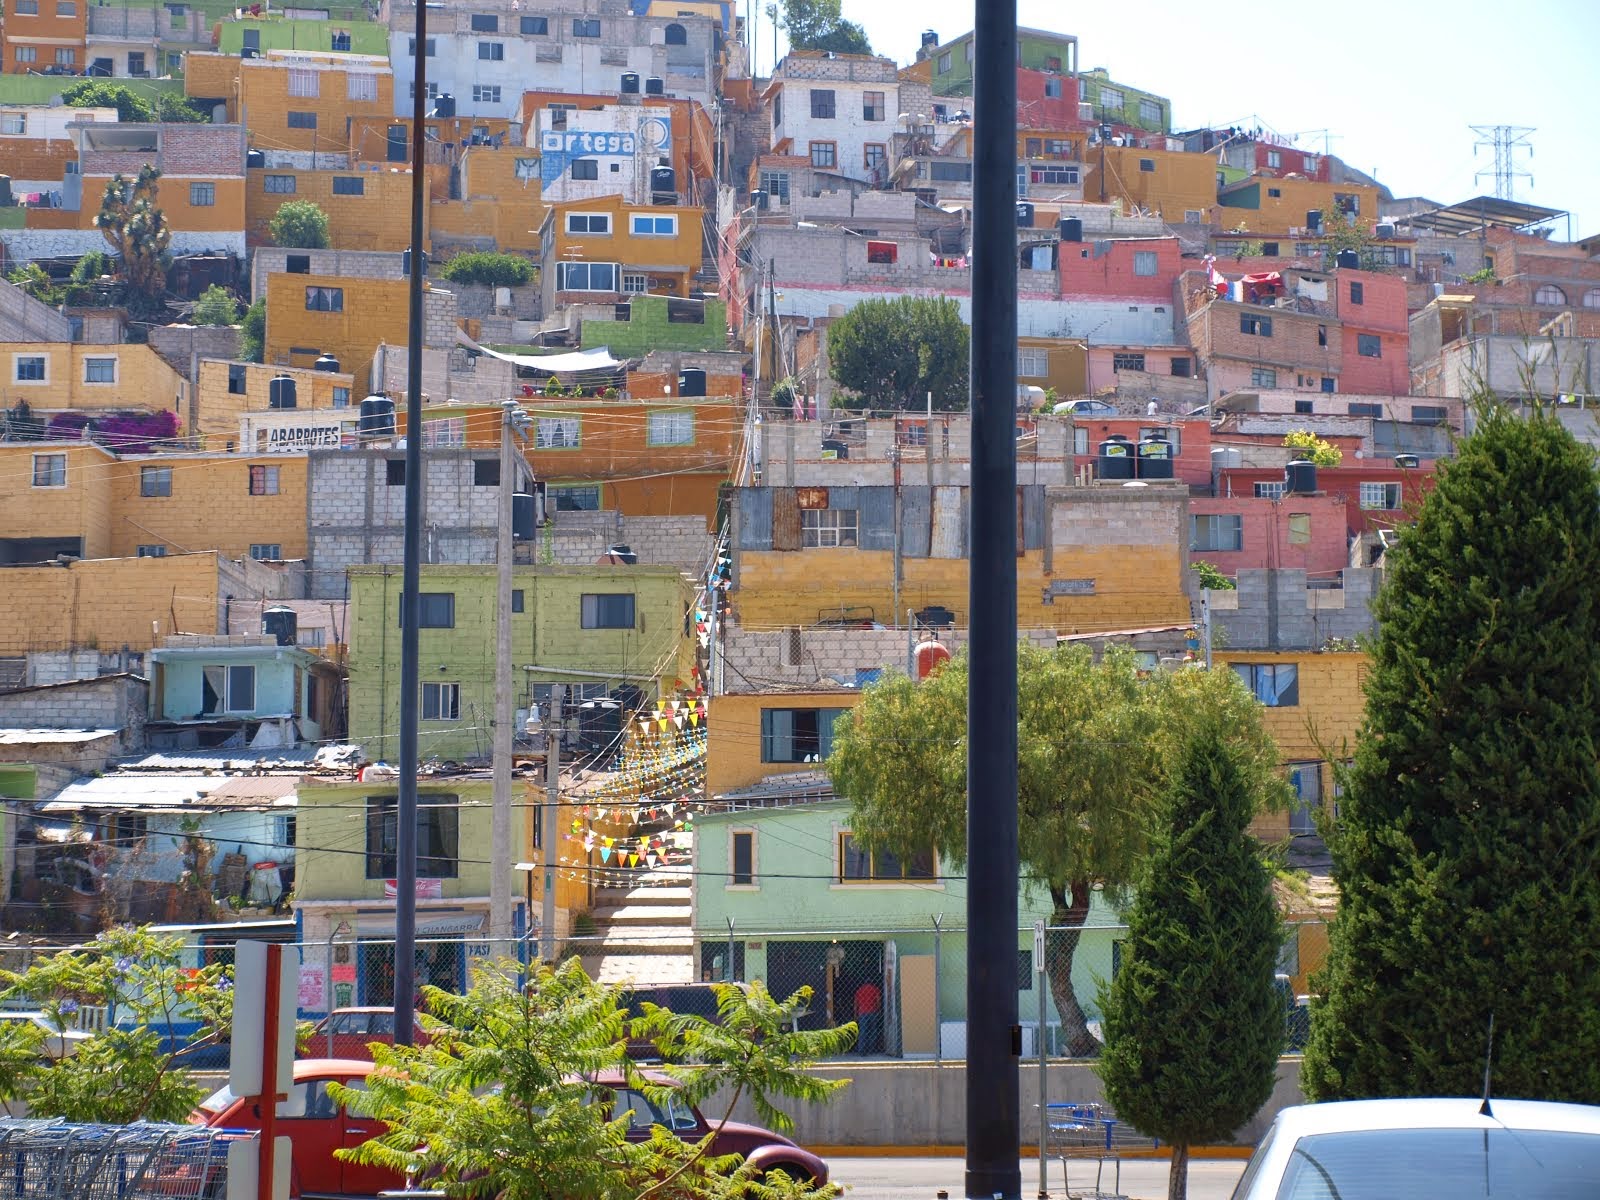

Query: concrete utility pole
[[490, 400, 530, 949], [540, 683, 565, 961]]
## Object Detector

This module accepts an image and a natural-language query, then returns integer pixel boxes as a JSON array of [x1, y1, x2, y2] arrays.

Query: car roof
[[1274, 1098, 1600, 1140], [294, 1057, 379, 1078]]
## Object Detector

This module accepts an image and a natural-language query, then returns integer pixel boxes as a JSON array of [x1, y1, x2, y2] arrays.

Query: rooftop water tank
[[1285, 458, 1318, 495], [358, 395, 396, 438], [313, 352, 340, 373], [263, 605, 297, 647], [1098, 437, 1135, 480], [268, 374, 297, 410]]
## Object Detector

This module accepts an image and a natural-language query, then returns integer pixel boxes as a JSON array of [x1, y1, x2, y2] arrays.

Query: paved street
[[832, 1154, 1246, 1200]]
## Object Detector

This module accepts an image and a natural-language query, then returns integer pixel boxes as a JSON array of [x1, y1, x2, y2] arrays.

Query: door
[[898, 954, 937, 1055], [338, 1078, 400, 1196], [274, 1079, 345, 1197]]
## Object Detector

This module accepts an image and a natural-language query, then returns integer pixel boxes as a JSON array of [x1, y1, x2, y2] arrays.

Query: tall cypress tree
[[1097, 728, 1282, 1200], [1303, 404, 1600, 1102]]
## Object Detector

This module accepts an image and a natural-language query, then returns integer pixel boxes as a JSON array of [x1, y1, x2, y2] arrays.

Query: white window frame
[[1253, 481, 1286, 500], [801, 508, 858, 548], [0, 113, 24, 135], [536, 417, 581, 448], [646, 410, 694, 446], [471, 84, 502, 104], [1359, 482, 1401, 510], [1017, 348, 1049, 377], [32, 453, 67, 488], [621, 273, 648, 294], [421, 681, 461, 721], [1132, 250, 1158, 276], [555, 261, 618, 292], [286, 68, 319, 98], [1190, 513, 1243, 552], [346, 71, 378, 101], [83, 356, 116, 383], [13, 354, 47, 384], [1073, 427, 1089, 455], [629, 213, 677, 237]]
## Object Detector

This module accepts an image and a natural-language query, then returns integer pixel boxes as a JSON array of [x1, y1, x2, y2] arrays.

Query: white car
[[0, 1012, 93, 1059], [1231, 1097, 1600, 1199]]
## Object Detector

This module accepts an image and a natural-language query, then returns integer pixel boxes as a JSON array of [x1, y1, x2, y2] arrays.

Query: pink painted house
[[1188, 492, 1350, 579]]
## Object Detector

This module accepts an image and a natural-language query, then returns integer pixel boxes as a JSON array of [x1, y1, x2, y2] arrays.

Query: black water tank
[[434, 93, 456, 118], [677, 367, 706, 397], [821, 438, 849, 460], [1098, 437, 1135, 480], [1060, 216, 1083, 242], [1016, 201, 1035, 227], [313, 352, 340, 373], [1284, 459, 1318, 495], [650, 166, 677, 196], [263, 605, 297, 647], [1136, 436, 1174, 479], [246, 148, 265, 169], [358, 395, 396, 437], [512, 491, 539, 540], [605, 544, 638, 564], [268, 374, 297, 410], [620, 72, 640, 94], [402, 248, 428, 277], [1335, 248, 1360, 269], [644, 77, 665, 96]]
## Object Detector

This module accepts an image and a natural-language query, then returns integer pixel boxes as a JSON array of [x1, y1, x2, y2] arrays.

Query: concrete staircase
[[580, 869, 695, 985]]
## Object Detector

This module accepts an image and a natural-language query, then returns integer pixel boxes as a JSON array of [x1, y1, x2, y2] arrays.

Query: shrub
[[269, 200, 331, 249], [191, 284, 240, 326], [437, 251, 534, 288]]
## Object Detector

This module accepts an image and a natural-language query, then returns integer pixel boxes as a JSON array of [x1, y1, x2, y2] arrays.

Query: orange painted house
[[539, 193, 705, 308], [2, 0, 87, 74]]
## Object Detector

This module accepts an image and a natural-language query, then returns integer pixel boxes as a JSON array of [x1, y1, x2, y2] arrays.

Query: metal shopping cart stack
[[0, 1118, 238, 1200], [1043, 1102, 1159, 1200]]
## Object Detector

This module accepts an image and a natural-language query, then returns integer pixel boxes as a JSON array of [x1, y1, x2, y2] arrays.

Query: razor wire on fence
[[0, 1120, 235, 1200]]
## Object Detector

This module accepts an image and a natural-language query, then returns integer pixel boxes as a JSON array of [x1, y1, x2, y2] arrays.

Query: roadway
[[831, 1154, 1246, 1200]]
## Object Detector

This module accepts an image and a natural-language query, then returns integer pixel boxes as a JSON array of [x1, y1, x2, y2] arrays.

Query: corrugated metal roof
[[123, 744, 359, 772], [0, 729, 120, 746], [711, 769, 836, 809], [40, 775, 220, 812]]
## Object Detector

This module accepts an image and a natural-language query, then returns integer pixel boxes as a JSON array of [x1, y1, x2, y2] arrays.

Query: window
[[1251, 367, 1278, 387], [802, 508, 858, 548], [15, 356, 45, 382], [761, 706, 848, 763], [469, 12, 497, 31], [1347, 402, 1382, 417], [54, 47, 74, 65], [263, 174, 297, 194], [1317, 324, 1328, 347], [418, 592, 455, 628], [474, 40, 503, 61], [758, 170, 790, 203], [1254, 482, 1285, 500], [1333, 192, 1359, 216], [249, 465, 280, 495], [566, 212, 610, 235], [1099, 87, 1123, 110], [84, 356, 116, 383], [664, 21, 687, 45], [1073, 427, 1090, 455], [1287, 513, 1311, 545], [572, 17, 600, 37], [14, 0, 38, 11], [1288, 763, 1321, 834], [228, 364, 247, 395], [862, 90, 885, 121], [622, 273, 648, 294], [472, 458, 500, 487], [1582, 288, 1600, 309], [408, 36, 437, 55], [581, 593, 636, 629], [839, 832, 935, 883], [937, 51, 952, 72], [1321, 377, 1336, 393], [1138, 98, 1162, 125], [305, 286, 344, 311], [1356, 334, 1382, 358], [1411, 405, 1448, 425], [1138, 158, 1155, 173], [286, 254, 311, 274], [13, 47, 35, 63], [140, 465, 171, 497], [347, 72, 377, 101], [109, 813, 148, 847], [472, 85, 502, 104], [647, 410, 694, 446], [511, 589, 524, 614], [569, 158, 599, 181], [1360, 482, 1401, 510], [809, 141, 837, 169], [1347, 280, 1365, 306], [1533, 284, 1567, 306], [385, 458, 405, 486], [420, 682, 461, 721], [521, 15, 547, 33], [1113, 353, 1147, 372], [287, 112, 317, 130], [1016, 348, 1048, 377], [552, 485, 600, 511], [286, 68, 318, 98], [1267, 187, 1282, 199], [1231, 662, 1298, 707], [1031, 166, 1078, 185], [1043, 76, 1062, 99], [1265, 150, 1282, 169], [0, 113, 24, 135], [366, 794, 459, 878], [1261, 242, 1279, 257], [332, 386, 350, 408], [1171, 357, 1192, 377], [1132, 250, 1158, 276], [249, 543, 282, 560], [630, 213, 677, 236], [197, 663, 256, 713], [136, 544, 167, 557], [536, 416, 581, 448], [730, 831, 755, 887], [408, 83, 440, 101], [1191, 514, 1243, 552], [929, 161, 972, 182], [1294, 399, 1313, 414], [1240, 314, 1273, 336]]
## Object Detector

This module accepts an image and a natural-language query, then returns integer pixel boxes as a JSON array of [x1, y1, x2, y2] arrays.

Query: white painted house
[[765, 51, 903, 187]]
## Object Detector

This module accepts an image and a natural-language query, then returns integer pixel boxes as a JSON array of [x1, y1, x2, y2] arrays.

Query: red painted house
[[1217, 462, 1436, 537], [1332, 269, 1409, 395], [1187, 492, 1350, 579], [1073, 415, 1212, 486], [1059, 235, 1183, 302]]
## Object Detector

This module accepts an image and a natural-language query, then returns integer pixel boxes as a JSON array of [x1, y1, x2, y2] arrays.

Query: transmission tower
[[1470, 125, 1534, 200]]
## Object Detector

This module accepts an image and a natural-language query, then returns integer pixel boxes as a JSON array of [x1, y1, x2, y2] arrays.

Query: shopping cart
[[1043, 1102, 1158, 1199]]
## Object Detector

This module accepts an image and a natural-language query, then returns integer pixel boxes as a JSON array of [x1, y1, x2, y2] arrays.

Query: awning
[[355, 911, 486, 937], [455, 332, 624, 374]]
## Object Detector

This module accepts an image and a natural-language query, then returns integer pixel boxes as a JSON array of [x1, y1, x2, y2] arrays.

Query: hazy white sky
[[744, 0, 1597, 234]]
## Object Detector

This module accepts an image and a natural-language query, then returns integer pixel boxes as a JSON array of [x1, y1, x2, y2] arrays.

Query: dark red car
[[303, 1007, 431, 1061]]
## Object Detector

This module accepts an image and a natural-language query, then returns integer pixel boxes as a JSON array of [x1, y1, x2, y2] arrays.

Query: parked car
[[1054, 399, 1119, 417], [0, 1011, 94, 1059], [303, 1007, 430, 1060], [1229, 1097, 1600, 1200]]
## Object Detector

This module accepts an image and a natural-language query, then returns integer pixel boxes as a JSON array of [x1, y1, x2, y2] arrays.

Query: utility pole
[[540, 684, 565, 962], [491, 401, 531, 951], [1098, 122, 1111, 204]]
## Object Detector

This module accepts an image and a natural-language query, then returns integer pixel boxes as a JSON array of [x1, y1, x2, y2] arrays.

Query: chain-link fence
[[0, 1120, 235, 1200]]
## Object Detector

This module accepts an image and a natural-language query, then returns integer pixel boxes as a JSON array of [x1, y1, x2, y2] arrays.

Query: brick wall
[[719, 625, 1057, 693], [250, 247, 405, 301], [0, 675, 147, 749], [1188, 492, 1350, 578], [1208, 567, 1380, 652], [148, 325, 242, 379], [246, 165, 421, 252], [108, 453, 309, 560], [0, 552, 233, 653], [264, 272, 423, 393]]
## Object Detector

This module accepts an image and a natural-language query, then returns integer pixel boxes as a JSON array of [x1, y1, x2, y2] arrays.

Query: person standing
[[854, 978, 882, 1055]]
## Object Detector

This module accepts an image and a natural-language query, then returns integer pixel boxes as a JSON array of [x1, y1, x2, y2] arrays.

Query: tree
[[337, 957, 850, 1200], [240, 298, 266, 362], [827, 646, 1286, 1056], [1282, 430, 1342, 466], [826, 296, 968, 412], [6, 264, 64, 306], [1319, 207, 1376, 272], [154, 91, 208, 123], [780, 0, 872, 54], [1302, 402, 1600, 1103], [58, 80, 154, 123], [192, 284, 240, 326], [95, 165, 171, 315], [0, 927, 233, 1123], [437, 250, 534, 287], [1190, 561, 1236, 591], [1097, 730, 1283, 1200], [269, 199, 331, 249]]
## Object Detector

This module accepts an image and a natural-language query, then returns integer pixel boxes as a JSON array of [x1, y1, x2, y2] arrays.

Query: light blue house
[[692, 772, 1126, 1059], [148, 633, 339, 749]]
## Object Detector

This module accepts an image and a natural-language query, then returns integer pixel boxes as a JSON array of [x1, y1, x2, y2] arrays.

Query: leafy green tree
[[268, 199, 331, 249], [437, 250, 534, 287], [58, 80, 155, 123], [70, 250, 116, 285], [828, 646, 1286, 1056], [0, 927, 233, 1123], [6, 263, 64, 306], [240, 297, 266, 362], [1097, 731, 1283, 1200], [154, 91, 209, 123], [781, 0, 872, 54], [1282, 429, 1342, 466], [1319, 207, 1377, 272], [192, 284, 240, 326], [1190, 561, 1235, 591], [1303, 402, 1600, 1102], [337, 958, 850, 1200], [95, 165, 171, 314], [826, 295, 968, 411]]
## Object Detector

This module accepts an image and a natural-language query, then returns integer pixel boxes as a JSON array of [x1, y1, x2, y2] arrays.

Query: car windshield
[[1273, 1127, 1600, 1199], [198, 1083, 237, 1114]]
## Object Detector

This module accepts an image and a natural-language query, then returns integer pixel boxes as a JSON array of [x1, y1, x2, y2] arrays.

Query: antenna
[[1470, 125, 1534, 201], [1479, 1010, 1495, 1117]]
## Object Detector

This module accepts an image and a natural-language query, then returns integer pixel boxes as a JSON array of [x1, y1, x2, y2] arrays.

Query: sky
[[744, 0, 1599, 235]]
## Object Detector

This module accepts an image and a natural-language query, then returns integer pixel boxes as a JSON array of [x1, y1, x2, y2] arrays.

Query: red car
[[303, 1007, 431, 1061]]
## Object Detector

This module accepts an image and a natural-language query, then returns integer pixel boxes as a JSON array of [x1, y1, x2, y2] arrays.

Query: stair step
[[585, 953, 696, 985], [598, 930, 695, 950], [593, 904, 693, 924], [597, 885, 692, 905]]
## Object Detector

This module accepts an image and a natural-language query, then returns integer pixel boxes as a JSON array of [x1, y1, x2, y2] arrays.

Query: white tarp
[[455, 332, 624, 373]]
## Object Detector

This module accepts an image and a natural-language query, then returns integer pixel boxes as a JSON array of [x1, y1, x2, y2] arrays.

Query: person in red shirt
[[854, 980, 882, 1055]]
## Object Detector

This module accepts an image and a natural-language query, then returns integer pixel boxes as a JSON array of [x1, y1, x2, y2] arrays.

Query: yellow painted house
[[704, 689, 864, 798], [193, 359, 357, 445], [2, 342, 187, 416]]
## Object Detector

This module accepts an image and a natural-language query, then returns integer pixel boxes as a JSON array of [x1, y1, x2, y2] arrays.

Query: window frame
[[580, 593, 637, 630], [140, 465, 172, 497], [801, 507, 858, 548], [83, 356, 116, 383], [420, 681, 461, 722], [248, 543, 282, 560], [263, 174, 297, 194], [646, 409, 695, 446], [536, 416, 581, 448], [809, 88, 835, 119], [629, 213, 677, 237], [365, 793, 459, 879], [1240, 314, 1273, 337], [809, 141, 837, 170], [248, 465, 280, 496], [32, 453, 67, 488], [1356, 333, 1382, 358], [566, 211, 612, 235], [1190, 513, 1243, 553], [14, 355, 47, 383], [1359, 482, 1402, 511], [760, 706, 848, 764], [729, 829, 756, 888], [304, 286, 344, 312], [837, 831, 936, 884], [331, 176, 365, 196], [417, 592, 456, 628], [1132, 250, 1158, 276], [1231, 662, 1299, 707], [477, 41, 505, 61]]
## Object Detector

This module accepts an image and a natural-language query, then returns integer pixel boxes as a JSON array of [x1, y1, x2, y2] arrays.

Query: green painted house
[[1076, 68, 1170, 135], [930, 26, 1079, 98], [579, 295, 729, 356], [217, 15, 390, 57], [693, 781, 1125, 1059], [346, 564, 696, 762]]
